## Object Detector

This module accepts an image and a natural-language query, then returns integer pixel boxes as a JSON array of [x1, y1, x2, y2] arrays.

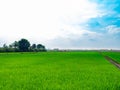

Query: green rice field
[[0, 52, 120, 90], [103, 51, 120, 63]]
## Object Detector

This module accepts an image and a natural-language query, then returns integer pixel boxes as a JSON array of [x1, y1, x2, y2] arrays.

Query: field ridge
[[105, 56, 120, 69]]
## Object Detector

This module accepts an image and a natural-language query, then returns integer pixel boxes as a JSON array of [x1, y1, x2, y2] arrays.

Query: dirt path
[[105, 56, 120, 69]]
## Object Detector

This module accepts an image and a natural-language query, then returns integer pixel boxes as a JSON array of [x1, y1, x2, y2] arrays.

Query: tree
[[9, 44, 13, 48], [18, 39, 30, 52], [13, 41, 18, 49], [3, 44, 9, 52], [30, 44, 37, 52], [31, 44, 36, 49], [37, 44, 46, 51], [8, 44, 15, 52], [3, 44, 8, 48], [0, 39, 47, 52]]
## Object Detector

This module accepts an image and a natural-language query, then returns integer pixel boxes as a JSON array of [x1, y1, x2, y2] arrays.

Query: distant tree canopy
[[18, 39, 30, 52], [37, 44, 45, 50], [13, 41, 19, 49], [0, 38, 46, 52], [31, 44, 36, 50]]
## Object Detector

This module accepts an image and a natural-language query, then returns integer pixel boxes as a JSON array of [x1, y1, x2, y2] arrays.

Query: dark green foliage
[[18, 39, 30, 52], [37, 44, 46, 51], [13, 41, 19, 49], [31, 44, 36, 49], [30, 44, 37, 52], [0, 39, 46, 52]]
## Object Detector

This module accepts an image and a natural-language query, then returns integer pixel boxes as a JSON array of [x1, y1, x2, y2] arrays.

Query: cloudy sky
[[0, 0, 120, 49]]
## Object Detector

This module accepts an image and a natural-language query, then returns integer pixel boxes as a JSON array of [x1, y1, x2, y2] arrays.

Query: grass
[[0, 52, 120, 90], [103, 51, 120, 63]]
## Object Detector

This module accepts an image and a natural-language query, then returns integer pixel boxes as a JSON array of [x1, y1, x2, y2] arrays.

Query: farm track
[[105, 56, 120, 69]]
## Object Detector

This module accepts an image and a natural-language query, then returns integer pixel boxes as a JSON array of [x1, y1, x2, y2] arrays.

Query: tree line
[[0, 39, 46, 52]]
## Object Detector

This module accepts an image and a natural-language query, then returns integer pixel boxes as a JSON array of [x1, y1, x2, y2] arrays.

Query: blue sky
[[0, 0, 120, 49], [86, 0, 120, 48]]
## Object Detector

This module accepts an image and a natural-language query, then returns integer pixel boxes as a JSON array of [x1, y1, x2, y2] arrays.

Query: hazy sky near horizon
[[0, 0, 120, 49]]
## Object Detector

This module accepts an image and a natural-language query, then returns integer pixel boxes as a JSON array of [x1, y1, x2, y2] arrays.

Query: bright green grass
[[103, 52, 120, 63], [0, 52, 120, 90]]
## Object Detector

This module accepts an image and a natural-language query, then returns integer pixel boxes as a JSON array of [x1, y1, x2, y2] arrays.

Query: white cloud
[[105, 25, 120, 34], [0, 0, 102, 48]]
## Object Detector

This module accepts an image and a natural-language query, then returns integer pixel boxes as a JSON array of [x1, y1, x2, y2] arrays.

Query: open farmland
[[0, 52, 120, 90], [103, 51, 120, 63]]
